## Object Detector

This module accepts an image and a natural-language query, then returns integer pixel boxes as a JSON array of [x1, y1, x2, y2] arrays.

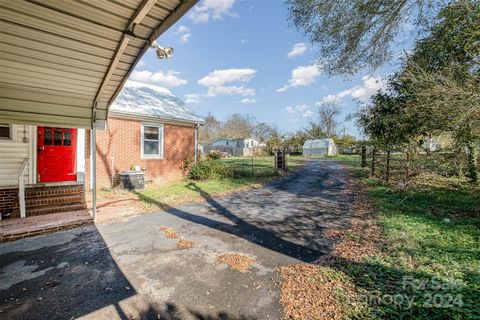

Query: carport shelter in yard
[[0, 0, 198, 222]]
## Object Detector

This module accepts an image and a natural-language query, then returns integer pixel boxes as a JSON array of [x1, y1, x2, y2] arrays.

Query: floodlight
[[150, 40, 173, 59]]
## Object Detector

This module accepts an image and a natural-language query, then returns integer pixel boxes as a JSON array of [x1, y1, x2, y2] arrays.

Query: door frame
[[36, 127, 78, 184]]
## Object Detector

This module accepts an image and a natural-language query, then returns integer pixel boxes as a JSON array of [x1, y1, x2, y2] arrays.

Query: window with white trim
[[141, 123, 163, 158], [0, 124, 11, 139]]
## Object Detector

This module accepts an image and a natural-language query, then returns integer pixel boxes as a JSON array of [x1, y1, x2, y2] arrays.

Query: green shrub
[[207, 151, 223, 160], [188, 161, 214, 180], [188, 159, 230, 180]]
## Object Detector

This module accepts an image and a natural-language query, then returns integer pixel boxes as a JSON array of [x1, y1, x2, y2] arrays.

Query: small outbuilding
[[302, 138, 337, 157]]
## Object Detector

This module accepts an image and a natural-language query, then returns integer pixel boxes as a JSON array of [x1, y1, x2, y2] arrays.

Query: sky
[[132, 0, 414, 137]]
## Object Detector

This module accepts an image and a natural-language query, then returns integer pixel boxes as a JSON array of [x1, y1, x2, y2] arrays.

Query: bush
[[188, 159, 230, 180], [188, 161, 214, 180], [207, 151, 223, 160]]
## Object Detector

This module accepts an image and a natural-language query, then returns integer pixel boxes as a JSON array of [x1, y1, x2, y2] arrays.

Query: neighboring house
[[0, 82, 204, 219], [303, 138, 337, 157], [85, 81, 204, 188], [207, 137, 262, 156]]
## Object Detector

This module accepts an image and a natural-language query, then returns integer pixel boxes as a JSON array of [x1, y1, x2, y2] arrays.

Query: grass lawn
[[328, 155, 480, 319], [102, 155, 305, 210]]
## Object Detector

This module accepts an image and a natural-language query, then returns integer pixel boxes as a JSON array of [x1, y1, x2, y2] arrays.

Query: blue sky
[[132, 0, 414, 137]]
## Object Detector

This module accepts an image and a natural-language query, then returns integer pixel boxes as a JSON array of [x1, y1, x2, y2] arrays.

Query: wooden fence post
[[371, 147, 376, 176], [405, 152, 410, 182], [385, 149, 391, 183], [361, 146, 367, 167]]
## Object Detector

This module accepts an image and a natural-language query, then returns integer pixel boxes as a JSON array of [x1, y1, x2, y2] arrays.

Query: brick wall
[[0, 188, 18, 217], [86, 117, 195, 188], [1, 184, 86, 218]]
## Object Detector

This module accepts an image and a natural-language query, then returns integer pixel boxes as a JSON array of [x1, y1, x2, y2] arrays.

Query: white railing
[[18, 158, 28, 219]]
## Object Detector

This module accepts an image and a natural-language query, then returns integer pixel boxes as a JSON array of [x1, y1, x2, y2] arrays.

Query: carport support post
[[91, 127, 97, 223]]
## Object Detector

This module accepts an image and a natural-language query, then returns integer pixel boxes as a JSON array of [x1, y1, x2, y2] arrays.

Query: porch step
[[25, 194, 85, 208], [9, 184, 87, 218], [22, 203, 87, 217], [25, 186, 84, 198]]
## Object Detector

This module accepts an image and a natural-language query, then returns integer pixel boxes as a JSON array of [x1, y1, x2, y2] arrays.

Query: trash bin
[[119, 171, 145, 190]]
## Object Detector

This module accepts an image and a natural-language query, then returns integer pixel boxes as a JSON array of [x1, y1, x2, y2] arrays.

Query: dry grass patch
[[278, 264, 360, 320], [159, 226, 180, 239], [177, 239, 195, 249], [216, 253, 256, 273]]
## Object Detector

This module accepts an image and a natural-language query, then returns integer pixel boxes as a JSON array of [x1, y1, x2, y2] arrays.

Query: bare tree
[[318, 100, 341, 136], [199, 113, 221, 144]]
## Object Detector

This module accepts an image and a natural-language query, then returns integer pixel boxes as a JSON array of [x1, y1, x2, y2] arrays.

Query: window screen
[[142, 125, 163, 157]]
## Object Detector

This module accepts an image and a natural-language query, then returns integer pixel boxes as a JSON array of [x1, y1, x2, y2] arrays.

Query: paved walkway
[[0, 210, 92, 243], [0, 160, 352, 320]]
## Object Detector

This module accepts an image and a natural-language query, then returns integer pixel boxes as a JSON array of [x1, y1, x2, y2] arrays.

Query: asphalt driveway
[[0, 160, 352, 320]]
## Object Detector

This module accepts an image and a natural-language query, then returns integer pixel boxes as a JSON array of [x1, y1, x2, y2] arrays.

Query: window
[[141, 124, 163, 158], [0, 124, 11, 139]]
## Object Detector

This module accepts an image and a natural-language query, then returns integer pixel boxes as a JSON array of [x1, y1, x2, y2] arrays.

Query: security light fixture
[[150, 40, 173, 59]]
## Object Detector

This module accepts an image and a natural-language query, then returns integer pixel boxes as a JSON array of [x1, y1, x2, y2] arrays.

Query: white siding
[[0, 124, 34, 186]]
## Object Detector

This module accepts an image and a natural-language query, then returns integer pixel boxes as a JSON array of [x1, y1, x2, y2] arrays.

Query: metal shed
[[303, 138, 337, 157]]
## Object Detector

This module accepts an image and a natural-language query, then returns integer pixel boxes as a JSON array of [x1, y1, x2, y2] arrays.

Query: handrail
[[18, 158, 28, 219]]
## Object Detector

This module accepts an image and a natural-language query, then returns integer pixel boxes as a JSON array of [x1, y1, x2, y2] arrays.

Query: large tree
[[358, 0, 480, 182], [287, 0, 446, 75]]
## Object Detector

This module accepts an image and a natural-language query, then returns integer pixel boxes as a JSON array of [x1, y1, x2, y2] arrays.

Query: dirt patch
[[216, 253, 256, 273], [177, 239, 195, 249], [159, 226, 180, 239], [278, 264, 359, 320]]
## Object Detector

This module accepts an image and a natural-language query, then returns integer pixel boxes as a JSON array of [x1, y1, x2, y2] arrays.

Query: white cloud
[[130, 70, 187, 88], [185, 94, 202, 104], [241, 98, 256, 104], [287, 43, 308, 59], [180, 33, 191, 44], [189, 0, 236, 23], [284, 104, 314, 118], [136, 60, 145, 68], [175, 25, 191, 44], [277, 64, 322, 92], [198, 68, 256, 97], [177, 25, 190, 34], [318, 75, 386, 104]]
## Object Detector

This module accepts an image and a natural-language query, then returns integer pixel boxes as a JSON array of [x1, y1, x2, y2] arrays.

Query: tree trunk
[[466, 140, 478, 183]]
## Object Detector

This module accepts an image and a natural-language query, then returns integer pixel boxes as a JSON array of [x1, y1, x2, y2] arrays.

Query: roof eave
[[109, 110, 205, 126]]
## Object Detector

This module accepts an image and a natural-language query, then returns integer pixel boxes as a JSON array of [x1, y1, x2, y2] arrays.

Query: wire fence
[[360, 146, 476, 184]]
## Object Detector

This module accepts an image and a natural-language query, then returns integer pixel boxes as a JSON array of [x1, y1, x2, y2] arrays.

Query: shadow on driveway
[[0, 227, 255, 320]]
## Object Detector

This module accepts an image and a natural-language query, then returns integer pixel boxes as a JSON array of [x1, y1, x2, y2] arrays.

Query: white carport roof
[[0, 0, 197, 129]]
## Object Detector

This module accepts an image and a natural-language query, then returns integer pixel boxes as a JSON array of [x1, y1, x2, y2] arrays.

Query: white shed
[[303, 139, 337, 157]]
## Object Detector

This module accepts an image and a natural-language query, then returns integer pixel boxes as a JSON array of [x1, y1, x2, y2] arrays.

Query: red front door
[[37, 127, 77, 182]]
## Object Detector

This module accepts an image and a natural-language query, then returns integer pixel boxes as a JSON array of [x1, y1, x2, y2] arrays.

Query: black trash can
[[119, 171, 145, 190]]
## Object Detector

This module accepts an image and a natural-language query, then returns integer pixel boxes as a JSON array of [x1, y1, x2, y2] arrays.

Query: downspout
[[194, 124, 198, 163]]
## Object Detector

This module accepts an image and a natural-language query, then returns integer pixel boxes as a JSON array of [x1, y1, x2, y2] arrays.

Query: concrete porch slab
[[0, 210, 92, 243]]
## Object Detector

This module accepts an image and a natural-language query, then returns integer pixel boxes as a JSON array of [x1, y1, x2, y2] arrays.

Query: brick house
[[0, 81, 204, 219], [85, 81, 205, 188]]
